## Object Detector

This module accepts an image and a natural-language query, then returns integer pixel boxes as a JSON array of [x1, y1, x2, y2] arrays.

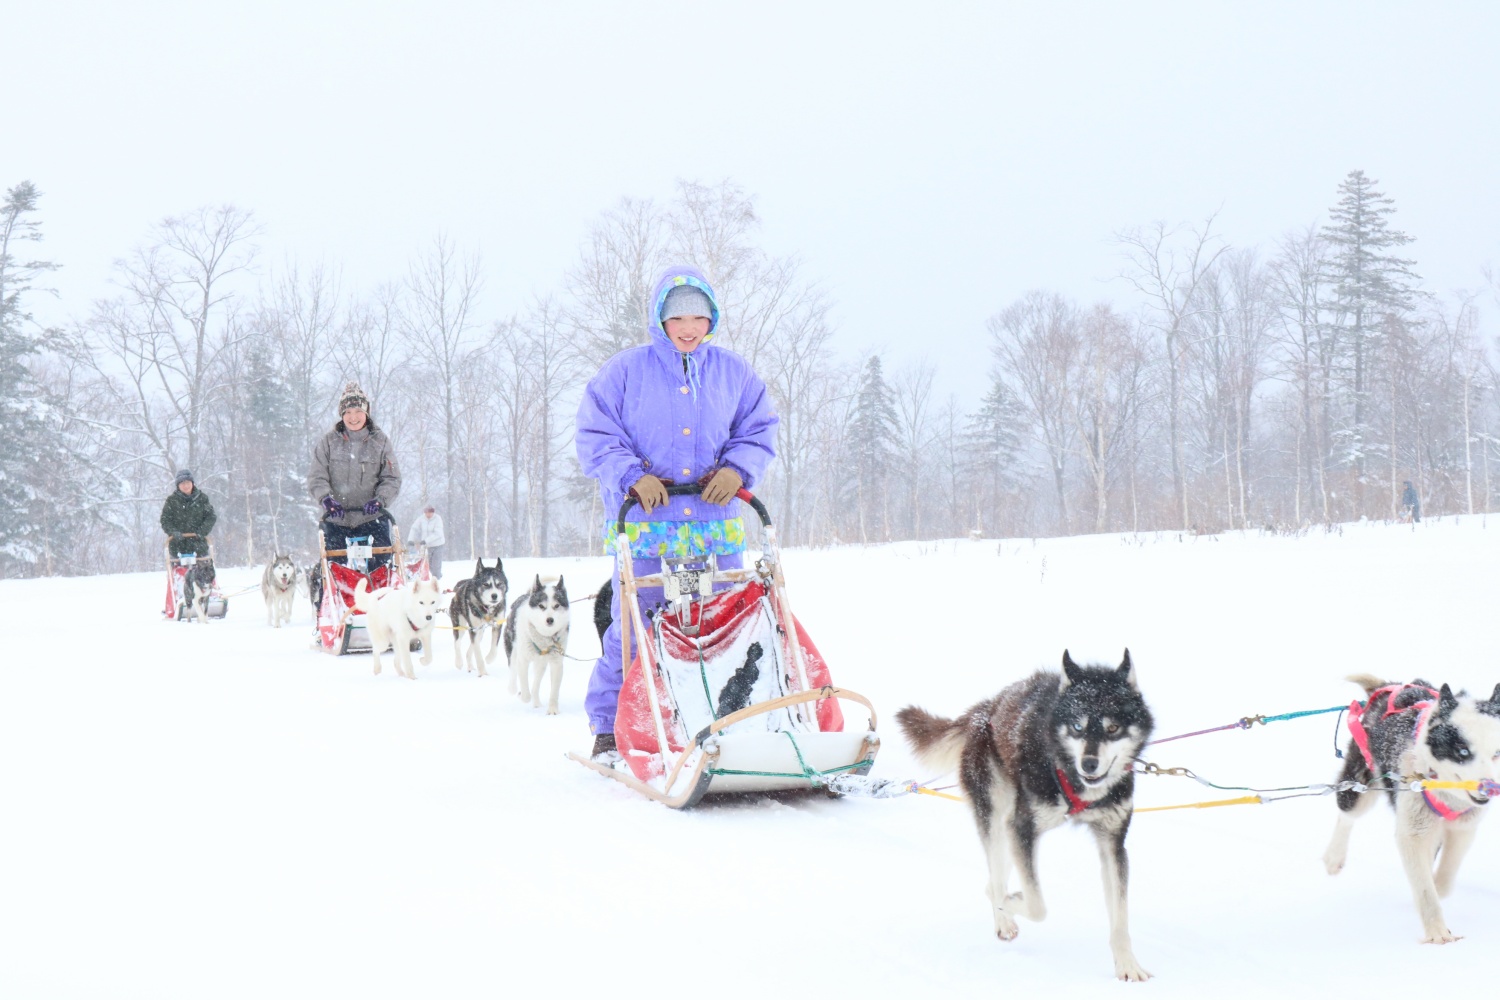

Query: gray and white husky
[[261, 554, 297, 627], [897, 650, 1155, 981], [1324, 674, 1500, 943], [503, 576, 570, 714], [449, 558, 509, 676]]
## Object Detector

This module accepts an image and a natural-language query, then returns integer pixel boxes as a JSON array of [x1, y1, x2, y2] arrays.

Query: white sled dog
[[896, 650, 1155, 982], [449, 558, 509, 676], [1324, 674, 1500, 943], [261, 554, 297, 627], [503, 575, 570, 714], [352, 575, 444, 680]]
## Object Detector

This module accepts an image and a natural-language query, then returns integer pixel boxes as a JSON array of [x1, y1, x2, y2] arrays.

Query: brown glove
[[631, 474, 668, 513], [701, 467, 743, 506]]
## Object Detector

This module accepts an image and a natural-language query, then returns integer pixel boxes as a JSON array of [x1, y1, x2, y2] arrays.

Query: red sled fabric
[[614, 580, 843, 783], [317, 563, 393, 649], [326, 562, 392, 610]]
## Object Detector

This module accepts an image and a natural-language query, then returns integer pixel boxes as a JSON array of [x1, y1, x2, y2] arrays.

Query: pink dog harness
[[1347, 682, 1471, 821]]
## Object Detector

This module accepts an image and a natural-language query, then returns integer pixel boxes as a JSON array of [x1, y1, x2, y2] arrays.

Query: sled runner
[[315, 524, 409, 655], [163, 537, 227, 621], [569, 485, 880, 808]]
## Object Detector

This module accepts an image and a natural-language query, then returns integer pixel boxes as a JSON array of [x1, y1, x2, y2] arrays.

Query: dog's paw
[[547, 705, 559, 716], [1322, 849, 1346, 876], [1114, 956, 1152, 982], [993, 913, 1020, 941], [1422, 928, 1462, 945]]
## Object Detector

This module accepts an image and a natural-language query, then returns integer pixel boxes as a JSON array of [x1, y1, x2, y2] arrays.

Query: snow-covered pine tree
[[1320, 170, 1421, 500], [961, 375, 1024, 535], [848, 355, 898, 543], [0, 182, 63, 573]]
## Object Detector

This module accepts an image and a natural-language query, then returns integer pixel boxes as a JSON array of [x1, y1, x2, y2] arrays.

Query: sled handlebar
[[616, 483, 771, 533]]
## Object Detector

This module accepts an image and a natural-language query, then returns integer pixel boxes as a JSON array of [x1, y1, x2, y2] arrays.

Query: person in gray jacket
[[308, 381, 402, 567]]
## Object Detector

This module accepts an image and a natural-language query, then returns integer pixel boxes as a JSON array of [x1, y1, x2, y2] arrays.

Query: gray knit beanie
[[660, 285, 714, 322], [174, 469, 194, 486], [338, 380, 371, 415]]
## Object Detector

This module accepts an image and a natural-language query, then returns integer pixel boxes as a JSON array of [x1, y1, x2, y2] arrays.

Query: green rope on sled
[[706, 732, 875, 784]]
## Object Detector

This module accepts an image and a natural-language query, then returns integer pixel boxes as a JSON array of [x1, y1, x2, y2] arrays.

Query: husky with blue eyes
[[896, 650, 1155, 981], [1323, 674, 1500, 944]]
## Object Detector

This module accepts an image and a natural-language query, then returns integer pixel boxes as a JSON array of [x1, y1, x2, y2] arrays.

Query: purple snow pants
[[585, 551, 744, 735]]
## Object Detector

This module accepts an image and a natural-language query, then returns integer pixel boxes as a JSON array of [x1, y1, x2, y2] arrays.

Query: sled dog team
[[257, 545, 569, 706], [269, 546, 1500, 979], [224, 258, 1496, 978], [899, 653, 1500, 979]]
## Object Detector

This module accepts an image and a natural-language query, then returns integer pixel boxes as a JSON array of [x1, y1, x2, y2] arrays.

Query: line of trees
[[3, 171, 1499, 578]]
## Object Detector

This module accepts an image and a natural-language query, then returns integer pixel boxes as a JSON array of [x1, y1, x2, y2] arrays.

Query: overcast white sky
[[7, 1, 1499, 401]]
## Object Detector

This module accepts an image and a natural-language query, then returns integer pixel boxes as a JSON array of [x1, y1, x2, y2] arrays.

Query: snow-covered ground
[[6, 517, 1499, 998]]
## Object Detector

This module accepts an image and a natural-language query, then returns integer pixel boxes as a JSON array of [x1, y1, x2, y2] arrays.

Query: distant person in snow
[[1400, 480, 1420, 524], [308, 381, 402, 567], [575, 266, 778, 762], [161, 469, 216, 558], [408, 505, 445, 578]]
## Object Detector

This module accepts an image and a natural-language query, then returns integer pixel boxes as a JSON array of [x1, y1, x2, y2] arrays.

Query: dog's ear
[[475, 559, 484, 575], [533, 574, 543, 592], [1117, 648, 1138, 690], [496, 559, 507, 586], [1061, 649, 1083, 689], [1438, 683, 1460, 715], [1490, 682, 1500, 706]]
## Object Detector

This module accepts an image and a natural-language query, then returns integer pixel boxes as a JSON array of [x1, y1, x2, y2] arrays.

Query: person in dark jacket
[[307, 381, 402, 566], [1400, 480, 1421, 524], [161, 469, 217, 558]]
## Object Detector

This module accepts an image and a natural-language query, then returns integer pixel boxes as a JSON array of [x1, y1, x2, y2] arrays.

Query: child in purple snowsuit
[[576, 265, 779, 760]]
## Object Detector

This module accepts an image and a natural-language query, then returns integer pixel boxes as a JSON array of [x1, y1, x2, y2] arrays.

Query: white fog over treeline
[[3, 167, 1494, 577]]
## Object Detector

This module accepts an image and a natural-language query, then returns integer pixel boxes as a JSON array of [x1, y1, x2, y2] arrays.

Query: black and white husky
[[503, 576, 570, 714], [1323, 674, 1500, 943], [261, 554, 297, 628], [449, 558, 509, 676], [185, 558, 217, 625], [897, 650, 1155, 981]]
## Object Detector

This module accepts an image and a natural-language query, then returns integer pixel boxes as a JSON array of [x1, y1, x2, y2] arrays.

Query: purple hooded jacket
[[576, 266, 778, 524]]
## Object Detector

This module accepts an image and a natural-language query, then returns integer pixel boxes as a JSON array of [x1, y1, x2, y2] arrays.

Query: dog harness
[[1347, 682, 1475, 821], [1346, 683, 1439, 770], [1054, 769, 1095, 816]]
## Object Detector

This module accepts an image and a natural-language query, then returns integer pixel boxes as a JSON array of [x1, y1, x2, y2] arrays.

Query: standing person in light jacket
[[307, 381, 402, 567], [575, 265, 779, 762], [408, 505, 446, 578]]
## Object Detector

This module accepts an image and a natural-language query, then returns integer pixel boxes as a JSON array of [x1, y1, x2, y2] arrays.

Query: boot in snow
[[591, 732, 621, 764]]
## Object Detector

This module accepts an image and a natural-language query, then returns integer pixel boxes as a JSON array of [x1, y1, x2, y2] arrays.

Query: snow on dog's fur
[[352, 574, 444, 680], [1323, 674, 1500, 943], [503, 576, 570, 714], [896, 650, 1155, 982], [261, 554, 297, 628], [185, 559, 217, 625], [449, 558, 509, 676]]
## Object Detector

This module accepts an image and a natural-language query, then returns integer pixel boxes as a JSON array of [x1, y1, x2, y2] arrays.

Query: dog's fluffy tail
[[353, 578, 374, 613], [895, 705, 967, 775], [1346, 673, 1393, 695]]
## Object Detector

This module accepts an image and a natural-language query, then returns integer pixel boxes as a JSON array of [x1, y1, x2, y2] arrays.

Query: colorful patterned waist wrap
[[603, 517, 746, 559]]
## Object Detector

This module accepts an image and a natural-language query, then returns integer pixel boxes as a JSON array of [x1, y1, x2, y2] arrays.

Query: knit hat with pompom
[[338, 381, 370, 415]]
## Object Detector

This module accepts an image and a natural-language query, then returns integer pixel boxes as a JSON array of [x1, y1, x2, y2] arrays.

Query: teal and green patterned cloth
[[603, 517, 746, 559]]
